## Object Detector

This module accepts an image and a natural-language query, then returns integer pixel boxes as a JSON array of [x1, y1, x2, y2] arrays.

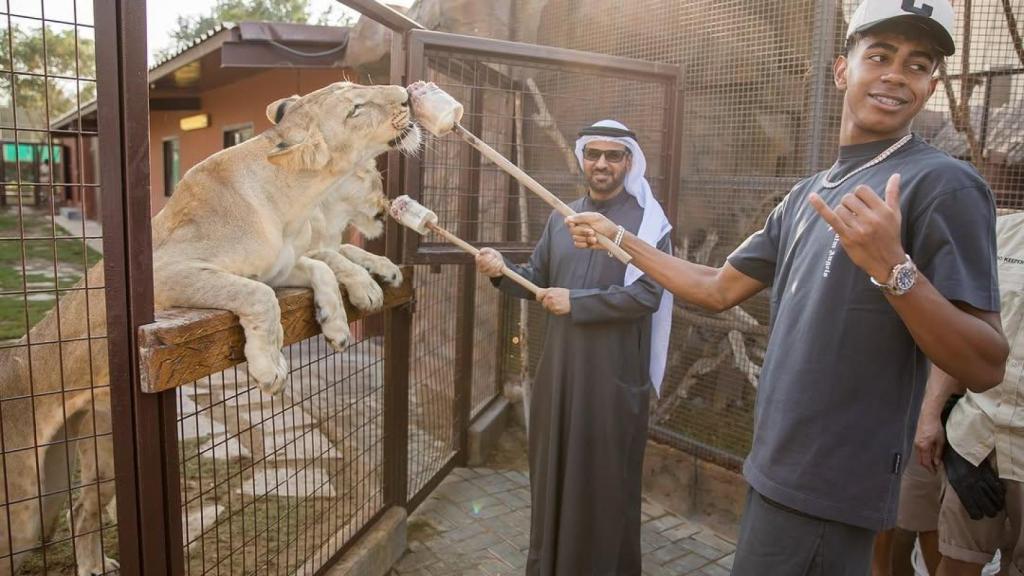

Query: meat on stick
[[407, 80, 633, 265], [388, 195, 541, 295]]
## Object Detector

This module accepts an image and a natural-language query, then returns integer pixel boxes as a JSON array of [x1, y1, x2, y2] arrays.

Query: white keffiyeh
[[575, 120, 673, 395]]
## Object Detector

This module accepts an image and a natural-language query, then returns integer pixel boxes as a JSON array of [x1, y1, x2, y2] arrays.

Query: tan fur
[[0, 82, 419, 576], [305, 159, 403, 311]]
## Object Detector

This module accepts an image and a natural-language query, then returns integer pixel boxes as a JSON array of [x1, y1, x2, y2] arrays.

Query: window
[[163, 138, 180, 197], [223, 124, 254, 149]]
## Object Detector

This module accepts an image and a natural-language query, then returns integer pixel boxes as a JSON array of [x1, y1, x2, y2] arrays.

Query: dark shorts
[[731, 489, 876, 576]]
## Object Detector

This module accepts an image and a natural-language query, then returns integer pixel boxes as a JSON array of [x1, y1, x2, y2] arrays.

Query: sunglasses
[[582, 148, 630, 163]]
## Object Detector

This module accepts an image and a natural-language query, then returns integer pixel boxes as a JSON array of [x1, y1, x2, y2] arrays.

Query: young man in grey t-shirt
[[567, 1, 1009, 574]]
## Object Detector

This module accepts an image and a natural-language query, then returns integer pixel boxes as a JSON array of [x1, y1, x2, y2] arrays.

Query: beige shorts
[[938, 455, 1023, 575], [897, 446, 944, 532]]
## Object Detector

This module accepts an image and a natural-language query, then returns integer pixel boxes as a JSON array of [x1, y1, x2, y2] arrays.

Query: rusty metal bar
[[383, 294, 413, 509], [453, 84, 484, 465], [409, 29, 680, 81], [383, 26, 412, 512], [664, 81, 683, 231], [94, 1, 183, 574], [401, 33, 426, 264], [335, 0, 425, 33], [806, 0, 837, 173]]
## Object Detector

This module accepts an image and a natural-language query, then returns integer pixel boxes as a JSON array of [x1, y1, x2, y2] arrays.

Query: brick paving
[[392, 467, 736, 575]]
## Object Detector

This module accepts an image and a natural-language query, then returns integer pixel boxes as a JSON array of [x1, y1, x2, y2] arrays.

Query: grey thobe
[[493, 191, 670, 576]]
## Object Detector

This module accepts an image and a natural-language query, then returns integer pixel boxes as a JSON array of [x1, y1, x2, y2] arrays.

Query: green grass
[[0, 208, 102, 341]]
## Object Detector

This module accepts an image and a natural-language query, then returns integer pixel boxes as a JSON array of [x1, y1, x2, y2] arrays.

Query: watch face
[[895, 265, 916, 292]]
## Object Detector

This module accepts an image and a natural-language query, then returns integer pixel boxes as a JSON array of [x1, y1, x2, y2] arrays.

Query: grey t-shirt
[[728, 135, 1000, 530]]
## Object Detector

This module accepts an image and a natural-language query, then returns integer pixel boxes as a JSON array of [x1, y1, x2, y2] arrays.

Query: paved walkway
[[394, 467, 736, 575]]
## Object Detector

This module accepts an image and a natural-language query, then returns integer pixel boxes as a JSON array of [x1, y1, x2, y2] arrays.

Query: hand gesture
[[536, 287, 571, 316], [565, 212, 617, 250], [475, 247, 504, 279], [808, 174, 907, 283]]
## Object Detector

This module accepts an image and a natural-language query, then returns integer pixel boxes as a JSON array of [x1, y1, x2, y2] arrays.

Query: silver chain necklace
[[821, 134, 913, 189]]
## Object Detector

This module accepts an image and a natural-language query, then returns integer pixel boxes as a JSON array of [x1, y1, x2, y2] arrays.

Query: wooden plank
[[138, 266, 414, 393]]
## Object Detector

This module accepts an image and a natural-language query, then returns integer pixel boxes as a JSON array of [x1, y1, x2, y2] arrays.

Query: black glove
[[941, 395, 1005, 520]]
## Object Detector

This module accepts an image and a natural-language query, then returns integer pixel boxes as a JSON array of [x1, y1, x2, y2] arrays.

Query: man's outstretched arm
[[566, 214, 765, 313]]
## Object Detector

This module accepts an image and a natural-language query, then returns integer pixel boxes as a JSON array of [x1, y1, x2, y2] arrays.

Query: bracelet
[[608, 225, 625, 257]]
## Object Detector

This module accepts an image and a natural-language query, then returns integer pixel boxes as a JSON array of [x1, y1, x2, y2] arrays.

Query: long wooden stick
[[452, 123, 633, 264], [426, 221, 541, 295]]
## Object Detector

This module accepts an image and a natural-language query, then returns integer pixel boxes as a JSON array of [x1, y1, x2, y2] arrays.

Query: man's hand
[[565, 212, 617, 250], [808, 173, 907, 283], [475, 247, 504, 279], [536, 288, 571, 316], [943, 445, 1006, 520], [914, 410, 945, 474]]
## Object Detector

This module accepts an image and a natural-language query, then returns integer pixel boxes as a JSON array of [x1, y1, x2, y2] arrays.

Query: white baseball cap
[[846, 0, 956, 56]]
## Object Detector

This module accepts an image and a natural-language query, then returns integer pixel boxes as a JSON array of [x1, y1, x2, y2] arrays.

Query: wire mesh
[[407, 265, 460, 500], [176, 328, 386, 576], [519, 0, 1024, 467], [0, 0, 116, 574], [411, 46, 673, 257], [471, 277, 501, 419], [408, 41, 676, 471]]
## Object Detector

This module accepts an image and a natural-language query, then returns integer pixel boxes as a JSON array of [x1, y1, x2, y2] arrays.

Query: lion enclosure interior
[[1, 0, 1023, 575]]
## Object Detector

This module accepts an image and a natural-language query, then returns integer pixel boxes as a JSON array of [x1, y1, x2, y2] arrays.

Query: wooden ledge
[[138, 266, 414, 393]]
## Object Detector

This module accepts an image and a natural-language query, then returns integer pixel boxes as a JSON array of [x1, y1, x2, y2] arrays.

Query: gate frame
[[95, 1, 184, 575], [372, 14, 683, 507]]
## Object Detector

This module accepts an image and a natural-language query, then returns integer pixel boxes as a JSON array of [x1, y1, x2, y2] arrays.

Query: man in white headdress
[[475, 119, 672, 575]]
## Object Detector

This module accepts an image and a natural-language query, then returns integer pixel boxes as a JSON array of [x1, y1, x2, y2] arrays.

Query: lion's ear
[[267, 126, 330, 171], [266, 95, 300, 125]]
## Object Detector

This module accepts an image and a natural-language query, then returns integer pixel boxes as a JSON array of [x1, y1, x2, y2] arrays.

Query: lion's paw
[[369, 258, 403, 288], [320, 313, 351, 352], [249, 350, 289, 395], [345, 272, 384, 311]]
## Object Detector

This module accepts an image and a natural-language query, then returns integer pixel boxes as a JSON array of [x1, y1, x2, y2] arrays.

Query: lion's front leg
[[307, 249, 384, 311], [156, 265, 288, 394], [69, 433, 118, 576], [336, 245, 403, 288], [279, 257, 351, 351]]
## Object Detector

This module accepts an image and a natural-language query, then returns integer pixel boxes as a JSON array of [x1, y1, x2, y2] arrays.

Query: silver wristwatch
[[870, 254, 918, 296]]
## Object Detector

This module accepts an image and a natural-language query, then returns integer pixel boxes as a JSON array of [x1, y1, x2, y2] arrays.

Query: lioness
[[307, 158, 403, 306], [152, 82, 420, 394], [0, 82, 419, 576]]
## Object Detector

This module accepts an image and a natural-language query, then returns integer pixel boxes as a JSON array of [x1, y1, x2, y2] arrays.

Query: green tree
[[0, 24, 96, 139]]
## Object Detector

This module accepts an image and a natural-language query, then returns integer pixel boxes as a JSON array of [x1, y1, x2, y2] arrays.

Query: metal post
[[95, 1, 183, 574], [454, 83, 484, 463], [383, 29, 411, 508], [979, 71, 994, 159], [806, 0, 838, 173]]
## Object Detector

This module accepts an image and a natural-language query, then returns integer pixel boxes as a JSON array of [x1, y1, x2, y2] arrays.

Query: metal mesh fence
[[176, 329, 386, 576], [520, 0, 1024, 467], [0, 0, 115, 574], [409, 44, 673, 258], [471, 275, 501, 418], [407, 265, 460, 500], [407, 39, 677, 456]]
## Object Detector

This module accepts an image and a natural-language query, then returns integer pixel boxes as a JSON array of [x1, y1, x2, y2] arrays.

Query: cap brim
[[855, 15, 955, 57]]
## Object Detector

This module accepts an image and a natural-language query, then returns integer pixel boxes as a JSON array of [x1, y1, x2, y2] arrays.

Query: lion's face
[[266, 82, 422, 172]]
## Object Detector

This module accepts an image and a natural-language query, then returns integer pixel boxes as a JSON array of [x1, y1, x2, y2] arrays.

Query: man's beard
[[587, 170, 626, 194]]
